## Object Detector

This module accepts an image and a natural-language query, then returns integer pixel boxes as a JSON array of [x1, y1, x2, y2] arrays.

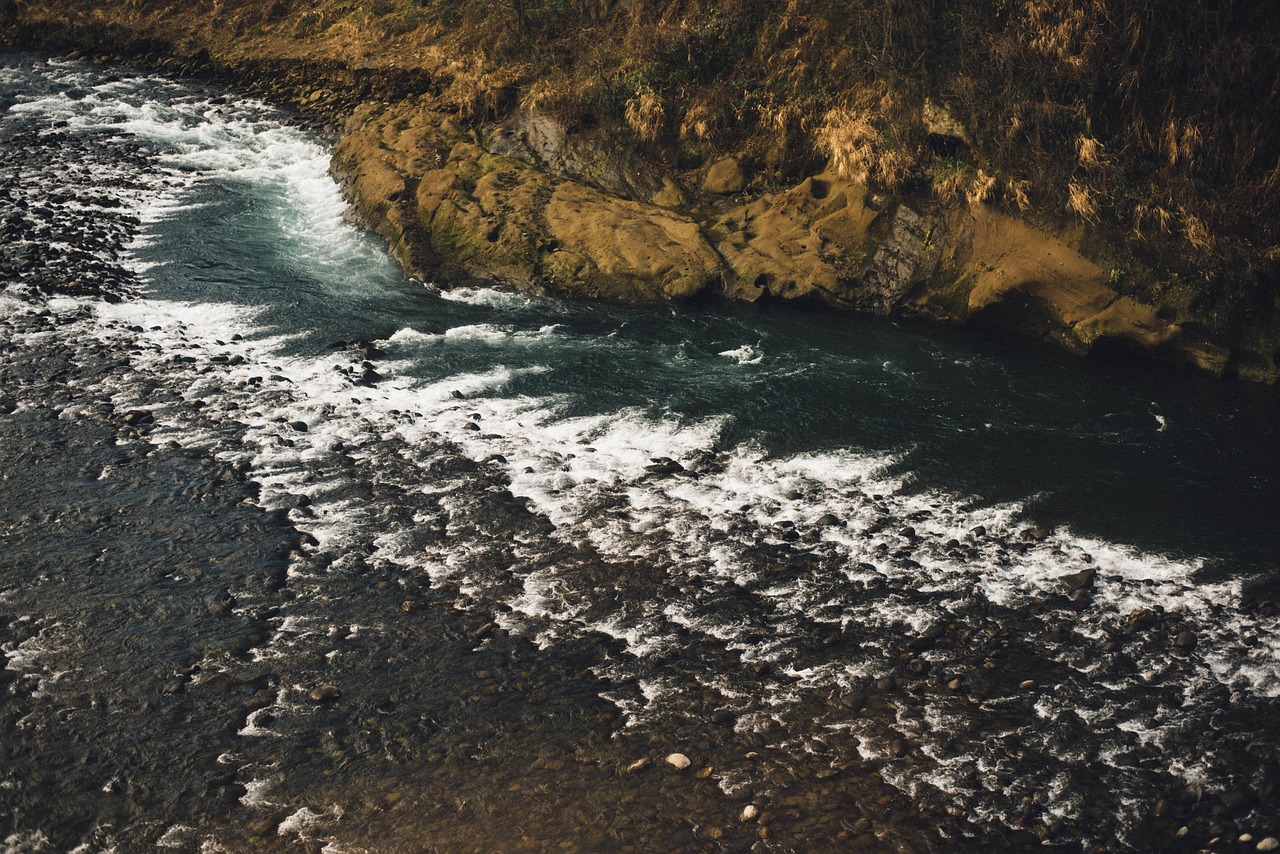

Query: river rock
[[122, 408, 153, 425], [1059, 566, 1097, 591], [308, 684, 341, 702], [1258, 839, 1280, 852], [665, 752, 691, 770], [703, 157, 745, 194]]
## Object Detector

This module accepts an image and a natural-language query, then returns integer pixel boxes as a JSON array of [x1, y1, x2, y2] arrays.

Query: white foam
[[277, 808, 324, 836], [717, 344, 763, 365], [239, 777, 276, 807], [439, 286, 541, 309]]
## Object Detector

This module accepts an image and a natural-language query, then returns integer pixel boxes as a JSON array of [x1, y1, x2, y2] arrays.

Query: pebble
[[623, 757, 650, 774], [665, 752, 691, 770], [1258, 838, 1280, 852], [740, 804, 758, 822]]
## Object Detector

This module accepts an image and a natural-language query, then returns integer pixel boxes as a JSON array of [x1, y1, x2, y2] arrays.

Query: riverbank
[[4, 2, 1279, 383]]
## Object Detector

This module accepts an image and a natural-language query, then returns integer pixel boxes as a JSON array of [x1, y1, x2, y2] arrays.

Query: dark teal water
[[3, 54, 1280, 853]]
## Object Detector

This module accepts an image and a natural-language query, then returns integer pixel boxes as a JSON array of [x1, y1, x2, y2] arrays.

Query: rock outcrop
[[3, 4, 1276, 383]]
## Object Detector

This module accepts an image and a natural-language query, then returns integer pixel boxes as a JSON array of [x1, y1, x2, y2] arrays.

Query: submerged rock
[[308, 684, 341, 702], [665, 752, 691, 770]]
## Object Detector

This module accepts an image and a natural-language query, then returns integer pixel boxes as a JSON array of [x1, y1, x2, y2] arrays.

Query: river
[[2, 54, 1278, 853]]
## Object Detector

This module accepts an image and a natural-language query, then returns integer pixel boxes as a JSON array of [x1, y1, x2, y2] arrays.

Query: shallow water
[[2, 54, 1279, 853]]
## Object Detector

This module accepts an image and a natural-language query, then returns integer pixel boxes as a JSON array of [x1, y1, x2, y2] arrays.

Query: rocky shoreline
[[2, 5, 1278, 385]]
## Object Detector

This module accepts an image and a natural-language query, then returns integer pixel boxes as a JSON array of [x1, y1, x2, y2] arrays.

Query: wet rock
[[1125, 608, 1161, 632], [623, 757, 650, 774], [665, 752, 691, 770], [710, 708, 736, 726], [308, 684, 341, 703], [645, 458, 684, 475], [1258, 838, 1280, 852], [1174, 630, 1198, 650], [1059, 566, 1097, 591], [908, 623, 945, 650], [289, 420, 308, 432], [840, 690, 869, 711], [122, 408, 153, 426], [740, 804, 758, 822]]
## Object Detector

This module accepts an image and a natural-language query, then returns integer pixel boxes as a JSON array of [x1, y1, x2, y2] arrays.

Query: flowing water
[[2, 55, 1279, 853]]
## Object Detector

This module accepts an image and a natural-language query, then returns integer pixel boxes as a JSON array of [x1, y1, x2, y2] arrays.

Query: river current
[[2, 55, 1279, 853]]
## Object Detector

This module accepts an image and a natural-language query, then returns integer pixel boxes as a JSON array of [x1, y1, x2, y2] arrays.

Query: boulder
[[703, 157, 745, 194]]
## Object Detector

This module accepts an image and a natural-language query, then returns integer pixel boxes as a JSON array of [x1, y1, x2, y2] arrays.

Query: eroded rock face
[[338, 102, 721, 300], [543, 181, 722, 300], [712, 173, 879, 306], [932, 207, 1188, 360], [331, 99, 1273, 381]]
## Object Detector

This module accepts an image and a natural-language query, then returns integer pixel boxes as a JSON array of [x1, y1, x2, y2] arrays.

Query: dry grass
[[624, 87, 666, 142], [966, 169, 997, 206], [1067, 181, 1099, 222], [1076, 135, 1104, 171], [817, 104, 914, 189]]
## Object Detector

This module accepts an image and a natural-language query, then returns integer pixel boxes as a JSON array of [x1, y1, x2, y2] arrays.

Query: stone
[[289, 420, 308, 432], [921, 98, 969, 144], [840, 691, 869, 711], [740, 804, 759, 822], [623, 757, 650, 774], [1174, 630, 1198, 650], [308, 684, 341, 703], [703, 157, 745, 194], [1257, 838, 1279, 851], [1059, 566, 1097, 591], [122, 408, 153, 426], [645, 459, 684, 475], [544, 181, 722, 300], [1125, 608, 1160, 632], [665, 752, 691, 770], [651, 178, 686, 208]]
